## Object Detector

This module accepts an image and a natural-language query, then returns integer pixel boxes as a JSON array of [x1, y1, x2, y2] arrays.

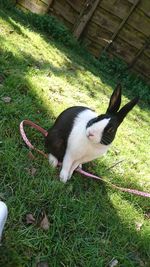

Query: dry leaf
[[25, 167, 37, 176], [109, 259, 119, 267], [28, 151, 35, 160], [67, 66, 76, 71], [40, 213, 50, 231], [139, 260, 145, 267], [26, 213, 36, 225], [2, 96, 11, 103], [145, 212, 150, 219], [36, 262, 49, 267], [31, 167, 37, 176], [135, 222, 143, 231]]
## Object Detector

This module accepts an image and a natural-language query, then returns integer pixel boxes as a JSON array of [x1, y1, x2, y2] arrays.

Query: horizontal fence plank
[[128, 8, 150, 36], [144, 46, 150, 59], [18, 0, 49, 14], [92, 7, 121, 32], [133, 53, 150, 78], [118, 24, 147, 50], [83, 37, 104, 57], [100, 0, 132, 19], [49, 0, 77, 27], [66, 0, 85, 13], [109, 37, 138, 63], [84, 21, 112, 47], [138, 0, 150, 16], [129, 38, 150, 68], [127, 0, 139, 4], [41, 0, 52, 5]]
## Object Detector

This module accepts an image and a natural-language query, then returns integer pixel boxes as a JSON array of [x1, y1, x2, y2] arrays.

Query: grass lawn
[[0, 2, 150, 267]]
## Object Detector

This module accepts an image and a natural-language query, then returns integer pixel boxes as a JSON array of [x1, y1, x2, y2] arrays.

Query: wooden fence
[[17, 0, 150, 79]]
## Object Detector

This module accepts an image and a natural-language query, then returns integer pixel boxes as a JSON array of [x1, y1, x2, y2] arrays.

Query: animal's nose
[[87, 131, 94, 137]]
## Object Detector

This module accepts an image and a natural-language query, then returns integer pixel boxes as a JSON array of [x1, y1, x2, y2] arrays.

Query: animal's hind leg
[[48, 154, 58, 168]]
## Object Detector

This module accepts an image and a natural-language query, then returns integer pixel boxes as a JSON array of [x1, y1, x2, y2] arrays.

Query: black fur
[[117, 97, 139, 123], [45, 106, 91, 161], [86, 114, 110, 128], [100, 116, 119, 145], [87, 114, 119, 145], [107, 84, 122, 114]]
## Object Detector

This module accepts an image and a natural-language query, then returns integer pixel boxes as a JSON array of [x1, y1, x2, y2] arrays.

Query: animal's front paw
[[59, 170, 70, 183], [48, 154, 58, 168]]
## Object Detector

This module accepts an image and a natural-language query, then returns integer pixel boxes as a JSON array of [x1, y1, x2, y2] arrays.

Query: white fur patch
[[67, 110, 110, 162], [48, 154, 58, 167], [0, 201, 8, 240], [59, 109, 110, 182], [86, 118, 110, 144]]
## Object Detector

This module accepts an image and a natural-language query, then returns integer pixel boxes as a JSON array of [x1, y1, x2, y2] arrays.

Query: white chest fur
[[67, 109, 110, 163], [59, 109, 110, 182]]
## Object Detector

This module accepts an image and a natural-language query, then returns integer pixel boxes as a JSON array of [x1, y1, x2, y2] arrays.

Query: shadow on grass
[[1, 6, 150, 109], [0, 5, 149, 267], [0, 166, 149, 266]]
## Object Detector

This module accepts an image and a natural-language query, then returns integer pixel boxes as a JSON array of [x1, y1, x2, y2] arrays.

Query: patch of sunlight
[[110, 194, 145, 230], [27, 73, 99, 116], [1, 16, 71, 69]]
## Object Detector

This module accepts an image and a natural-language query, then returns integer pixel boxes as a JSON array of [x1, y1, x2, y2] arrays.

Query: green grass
[[0, 2, 150, 267]]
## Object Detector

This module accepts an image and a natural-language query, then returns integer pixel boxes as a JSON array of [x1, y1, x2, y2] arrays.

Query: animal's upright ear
[[107, 84, 122, 114], [117, 96, 139, 124]]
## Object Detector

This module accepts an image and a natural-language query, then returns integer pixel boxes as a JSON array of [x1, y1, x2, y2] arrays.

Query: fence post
[[73, 0, 101, 40]]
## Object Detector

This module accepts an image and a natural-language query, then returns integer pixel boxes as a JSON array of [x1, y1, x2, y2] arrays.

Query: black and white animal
[[45, 84, 139, 183]]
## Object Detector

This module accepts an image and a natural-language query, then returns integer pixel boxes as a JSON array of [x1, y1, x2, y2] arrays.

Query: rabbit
[[45, 84, 139, 183]]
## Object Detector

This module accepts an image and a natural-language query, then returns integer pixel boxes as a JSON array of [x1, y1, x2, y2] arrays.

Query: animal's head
[[86, 84, 139, 145]]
